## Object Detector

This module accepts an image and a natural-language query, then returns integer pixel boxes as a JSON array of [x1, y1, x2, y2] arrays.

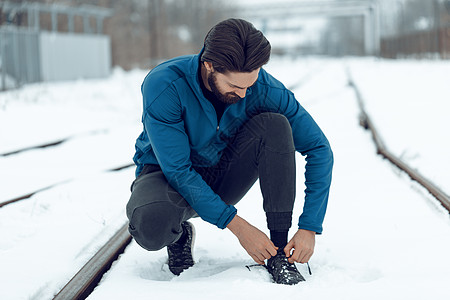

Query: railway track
[[0, 139, 68, 157], [0, 129, 108, 157], [0, 128, 135, 298], [53, 223, 132, 300], [0, 140, 134, 299], [37, 66, 332, 299], [0, 163, 134, 208], [347, 69, 450, 213], [3, 66, 449, 299], [47, 76, 450, 300]]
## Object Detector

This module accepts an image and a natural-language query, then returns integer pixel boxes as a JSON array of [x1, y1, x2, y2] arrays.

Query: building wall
[[0, 26, 41, 87], [39, 32, 111, 81]]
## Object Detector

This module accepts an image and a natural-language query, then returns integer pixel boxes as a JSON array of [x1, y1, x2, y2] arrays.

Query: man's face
[[207, 68, 260, 104]]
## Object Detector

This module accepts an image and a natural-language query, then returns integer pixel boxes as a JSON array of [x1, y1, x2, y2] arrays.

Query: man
[[126, 18, 333, 285]]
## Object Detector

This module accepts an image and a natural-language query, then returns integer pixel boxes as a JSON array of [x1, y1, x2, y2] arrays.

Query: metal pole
[[397, 0, 405, 57], [372, 0, 381, 57], [27, 7, 32, 28], [83, 15, 90, 34], [68, 13, 74, 33], [364, 10, 373, 55], [34, 6, 40, 31], [0, 29, 6, 91], [96, 16, 103, 34], [51, 10, 57, 32], [434, 0, 442, 58], [12, 27, 20, 88], [150, 0, 160, 62]]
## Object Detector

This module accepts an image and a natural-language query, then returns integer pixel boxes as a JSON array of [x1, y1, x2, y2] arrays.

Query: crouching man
[[126, 18, 333, 285]]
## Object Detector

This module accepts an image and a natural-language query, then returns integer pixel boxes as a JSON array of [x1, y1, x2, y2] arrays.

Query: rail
[[53, 223, 132, 300], [0, 163, 134, 208], [347, 69, 450, 213]]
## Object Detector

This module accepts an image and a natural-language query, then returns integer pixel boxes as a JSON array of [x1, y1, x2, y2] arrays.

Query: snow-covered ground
[[0, 57, 449, 300], [347, 59, 450, 197]]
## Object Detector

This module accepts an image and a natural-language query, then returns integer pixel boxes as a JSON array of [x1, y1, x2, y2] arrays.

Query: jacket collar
[[189, 47, 204, 76], [186, 48, 218, 127]]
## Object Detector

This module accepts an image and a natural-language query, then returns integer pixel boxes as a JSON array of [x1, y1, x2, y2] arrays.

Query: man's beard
[[207, 72, 242, 104]]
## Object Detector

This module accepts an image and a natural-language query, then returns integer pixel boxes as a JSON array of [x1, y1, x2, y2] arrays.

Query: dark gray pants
[[126, 112, 296, 251]]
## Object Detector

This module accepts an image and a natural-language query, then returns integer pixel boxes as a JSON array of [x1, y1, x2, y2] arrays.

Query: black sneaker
[[266, 249, 305, 285], [167, 221, 195, 275]]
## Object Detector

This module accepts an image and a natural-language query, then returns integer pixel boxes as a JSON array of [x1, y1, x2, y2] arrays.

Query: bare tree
[[320, 15, 365, 56], [104, 0, 237, 69]]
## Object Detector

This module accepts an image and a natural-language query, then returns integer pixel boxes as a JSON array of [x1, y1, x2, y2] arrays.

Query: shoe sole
[[185, 221, 196, 262], [166, 221, 196, 275]]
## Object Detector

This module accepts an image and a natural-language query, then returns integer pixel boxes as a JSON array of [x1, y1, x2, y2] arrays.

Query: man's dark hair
[[201, 18, 271, 73]]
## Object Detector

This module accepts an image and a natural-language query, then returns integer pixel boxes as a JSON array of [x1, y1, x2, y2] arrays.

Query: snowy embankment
[[347, 59, 450, 197], [0, 69, 144, 300], [0, 59, 449, 300], [0, 69, 144, 202]]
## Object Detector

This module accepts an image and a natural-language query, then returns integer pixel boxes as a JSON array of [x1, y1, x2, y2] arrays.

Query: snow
[[1, 58, 450, 300], [0, 72, 17, 91], [346, 58, 450, 197]]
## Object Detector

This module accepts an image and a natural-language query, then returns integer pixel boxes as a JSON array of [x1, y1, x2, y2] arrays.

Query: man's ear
[[204, 61, 214, 72]]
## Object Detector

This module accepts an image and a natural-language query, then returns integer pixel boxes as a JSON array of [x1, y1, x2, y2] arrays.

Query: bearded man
[[126, 18, 333, 285]]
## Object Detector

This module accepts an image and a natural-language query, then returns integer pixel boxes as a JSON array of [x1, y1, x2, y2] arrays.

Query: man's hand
[[227, 215, 278, 265], [284, 229, 315, 264]]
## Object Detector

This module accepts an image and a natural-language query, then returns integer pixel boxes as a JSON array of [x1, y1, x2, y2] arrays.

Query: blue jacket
[[133, 50, 333, 232]]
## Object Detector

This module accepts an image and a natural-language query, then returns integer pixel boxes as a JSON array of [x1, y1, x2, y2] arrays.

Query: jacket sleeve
[[143, 85, 237, 229], [265, 86, 334, 234]]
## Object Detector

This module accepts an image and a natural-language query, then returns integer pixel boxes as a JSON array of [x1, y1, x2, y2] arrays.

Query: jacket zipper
[[216, 104, 233, 132]]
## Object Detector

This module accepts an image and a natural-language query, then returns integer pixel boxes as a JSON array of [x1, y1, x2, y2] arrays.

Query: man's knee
[[251, 113, 294, 152], [128, 201, 182, 251]]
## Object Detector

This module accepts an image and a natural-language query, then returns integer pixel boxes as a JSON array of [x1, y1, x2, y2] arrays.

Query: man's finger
[[250, 253, 265, 265], [267, 244, 278, 256], [268, 240, 277, 249], [263, 248, 277, 260], [303, 252, 313, 264], [288, 248, 301, 264], [268, 247, 278, 257], [255, 252, 266, 264], [288, 256, 296, 264], [284, 241, 293, 257], [265, 238, 278, 256], [298, 250, 307, 263], [299, 249, 313, 263]]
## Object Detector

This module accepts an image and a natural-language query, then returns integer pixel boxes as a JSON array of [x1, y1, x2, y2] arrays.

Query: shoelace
[[306, 262, 312, 275], [245, 263, 267, 271], [246, 262, 312, 275]]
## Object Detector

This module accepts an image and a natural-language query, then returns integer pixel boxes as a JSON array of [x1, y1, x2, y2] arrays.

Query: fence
[[381, 27, 450, 59], [0, 26, 111, 91], [0, 2, 112, 91], [0, 26, 41, 90], [39, 32, 110, 82]]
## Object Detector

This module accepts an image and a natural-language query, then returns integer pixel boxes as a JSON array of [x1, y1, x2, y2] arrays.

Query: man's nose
[[235, 88, 247, 98]]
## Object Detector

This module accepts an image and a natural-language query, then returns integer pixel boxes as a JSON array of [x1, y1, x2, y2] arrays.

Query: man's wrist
[[299, 229, 316, 236], [298, 223, 322, 234], [227, 215, 245, 236]]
